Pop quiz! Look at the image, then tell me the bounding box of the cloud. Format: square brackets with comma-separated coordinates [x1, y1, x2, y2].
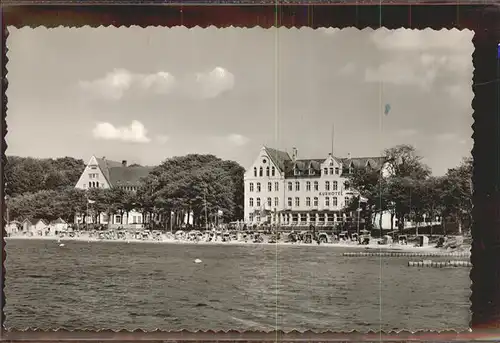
[435, 132, 457, 142]
[365, 60, 437, 88]
[395, 128, 418, 137]
[79, 69, 175, 100]
[192, 67, 235, 99]
[155, 134, 169, 144]
[226, 133, 249, 146]
[370, 28, 474, 52]
[92, 120, 151, 143]
[365, 29, 473, 89]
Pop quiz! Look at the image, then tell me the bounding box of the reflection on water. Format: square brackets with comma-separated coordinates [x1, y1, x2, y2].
[5, 239, 470, 331]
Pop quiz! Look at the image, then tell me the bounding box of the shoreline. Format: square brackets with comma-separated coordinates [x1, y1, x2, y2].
[5, 235, 467, 253]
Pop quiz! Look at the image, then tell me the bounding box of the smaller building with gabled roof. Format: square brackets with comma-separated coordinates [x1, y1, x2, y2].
[74, 155, 153, 228]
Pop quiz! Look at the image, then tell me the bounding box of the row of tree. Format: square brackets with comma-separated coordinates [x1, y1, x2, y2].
[6, 154, 245, 229]
[5, 156, 85, 197]
[346, 144, 472, 234]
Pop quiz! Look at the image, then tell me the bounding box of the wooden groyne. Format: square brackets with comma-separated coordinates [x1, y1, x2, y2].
[342, 251, 470, 258]
[408, 260, 472, 268]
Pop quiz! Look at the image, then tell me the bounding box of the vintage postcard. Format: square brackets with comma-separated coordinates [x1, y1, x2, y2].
[4, 26, 473, 332]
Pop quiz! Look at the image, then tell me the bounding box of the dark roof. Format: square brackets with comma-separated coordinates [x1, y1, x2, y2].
[95, 157, 153, 187]
[108, 166, 154, 187]
[263, 147, 291, 173]
[340, 157, 385, 169]
[27, 218, 48, 225]
[262, 147, 384, 178]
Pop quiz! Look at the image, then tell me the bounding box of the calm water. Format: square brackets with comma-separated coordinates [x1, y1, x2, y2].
[5, 239, 470, 331]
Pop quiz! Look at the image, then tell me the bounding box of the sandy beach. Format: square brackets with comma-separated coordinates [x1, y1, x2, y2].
[5, 233, 469, 254]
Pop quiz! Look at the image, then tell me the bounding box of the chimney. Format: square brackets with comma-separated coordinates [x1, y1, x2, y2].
[347, 152, 351, 160]
[292, 147, 298, 161]
[122, 160, 127, 167]
[102, 156, 106, 161]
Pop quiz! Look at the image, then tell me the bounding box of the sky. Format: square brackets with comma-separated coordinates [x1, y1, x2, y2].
[6, 27, 473, 176]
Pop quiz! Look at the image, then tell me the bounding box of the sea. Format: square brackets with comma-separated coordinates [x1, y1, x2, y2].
[4, 239, 470, 332]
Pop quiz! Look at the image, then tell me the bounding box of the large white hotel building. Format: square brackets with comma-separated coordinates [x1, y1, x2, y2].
[243, 146, 392, 227]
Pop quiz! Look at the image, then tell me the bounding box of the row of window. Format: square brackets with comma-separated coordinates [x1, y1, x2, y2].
[88, 182, 102, 188]
[89, 173, 99, 179]
[249, 196, 346, 208]
[249, 180, 348, 192]
[254, 166, 276, 177]
[249, 212, 346, 222]
[253, 166, 349, 178]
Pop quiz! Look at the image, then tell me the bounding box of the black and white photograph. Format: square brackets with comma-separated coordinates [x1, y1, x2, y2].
[5, 27, 473, 332]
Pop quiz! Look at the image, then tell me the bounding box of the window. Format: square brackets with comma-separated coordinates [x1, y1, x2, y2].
[344, 181, 350, 190]
[313, 197, 319, 206]
[259, 167, 263, 177]
[96, 183, 99, 188]
[325, 181, 330, 191]
[266, 167, 270, 177]
[333, 181, 338, 191]
[309, 169, 315, 175]
[332, 197, 338, 206]
[306, 181, 311, 191]
[115, 215, 122, 224]
[295, 181, 300, 191]
[249, 198, 254, 207]
[274, 182, 279, 191]
[267, 197, 272, 207]
[349, 166, 353, 174]
[88, 181, 92, 188]
[287, 197, 292, 207]
[268, 182, 272, 192]
[254, 167, 257, 177]
[271, 167, 275, 176]
[314, 181, 319, 191]
[329, 167, 334, 174]
[288, 182, 293, 191]
[324, 168, 328, 175]
[256, 198, 261, 207]
[295, 197, 300, 207]
[325, 197, 330, 207]
[250, 183, 254, 192]
[274, 197, 279, 206]
[294, 168, 300, 176]
[335, 167, 340, 175]
[257, 183, 261, 192]
[345, 197, 349, 205]
[249, 213, 254, 222]
[256, 215, 261, 222]
[306, 197, 311, 206]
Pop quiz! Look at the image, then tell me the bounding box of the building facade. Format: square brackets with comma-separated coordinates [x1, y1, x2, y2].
[74, 155, 153, 229]
[243, 146, 391, 228]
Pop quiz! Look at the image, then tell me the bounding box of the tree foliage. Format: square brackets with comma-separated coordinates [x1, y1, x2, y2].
[5, 156, 85, 197]
[346, 145, 471, 234]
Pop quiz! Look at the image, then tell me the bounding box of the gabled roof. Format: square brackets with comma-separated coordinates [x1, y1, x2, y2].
[108, 166, 154, 187]
[94, 157, 153, 187]
[28, 218, 48, 225]
[341, 157, 385, 169]
[50, 218, 67, 224]
[263, 147, 291, 173]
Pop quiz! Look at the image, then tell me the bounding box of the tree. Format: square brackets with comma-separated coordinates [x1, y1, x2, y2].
[441, 157, 472, 234]
[383, 144, 431, 180]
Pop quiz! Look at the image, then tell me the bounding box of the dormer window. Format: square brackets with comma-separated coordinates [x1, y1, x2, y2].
[309, 169, 315, 175]
[329, 161, 334, 166]
[294, 168, 300, 176]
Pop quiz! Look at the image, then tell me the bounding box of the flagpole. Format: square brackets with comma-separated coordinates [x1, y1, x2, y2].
[86, 195, 89, 232]
[204, 192, 208, 231]
[331, 123, 335, 155]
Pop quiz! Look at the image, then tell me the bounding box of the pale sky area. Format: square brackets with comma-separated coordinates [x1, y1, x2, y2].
[6, 27, 473, 175]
